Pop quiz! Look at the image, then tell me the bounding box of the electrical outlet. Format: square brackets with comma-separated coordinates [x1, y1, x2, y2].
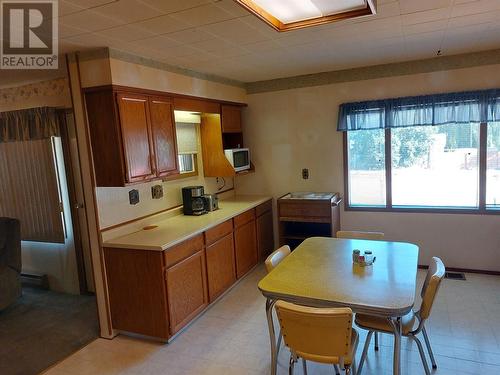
[129, 189, 139, 205]
[151, 185, 163, 199]
[302, 168, 309, 179]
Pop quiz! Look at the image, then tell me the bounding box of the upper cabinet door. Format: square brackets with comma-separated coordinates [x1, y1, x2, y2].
[221, 105, 242, 133]
[116, 93, 156, 183]
[149, 97, 179, 177]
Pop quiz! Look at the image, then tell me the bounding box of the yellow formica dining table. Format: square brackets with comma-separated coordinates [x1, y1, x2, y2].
[258, 237, 419, 375]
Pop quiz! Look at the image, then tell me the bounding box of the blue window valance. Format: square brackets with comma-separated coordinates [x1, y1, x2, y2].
[337, 88, 500, 131]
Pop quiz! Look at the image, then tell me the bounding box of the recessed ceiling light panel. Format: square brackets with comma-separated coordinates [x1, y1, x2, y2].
[236, 0, 377, 31]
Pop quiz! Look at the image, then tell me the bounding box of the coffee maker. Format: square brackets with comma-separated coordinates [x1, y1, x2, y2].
[182, 186, 207, 215]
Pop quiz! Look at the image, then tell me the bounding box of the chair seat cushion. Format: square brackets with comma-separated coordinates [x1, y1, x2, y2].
[298, 328, 359, 365]
[355, 311, 416, 335]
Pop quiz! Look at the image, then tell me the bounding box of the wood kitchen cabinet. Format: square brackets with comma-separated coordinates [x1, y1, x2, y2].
[116, 93, 156, 183]
[103, 247, 170, 341]
[221, 104, 242, 133]
[234, 210, 258, 278]
[205, 221, 236, 302]
[84, 86, 179, 186]
[103, 201, 272, 342]
[166, 250, 208, 334]
[149, 97, 179, 178]
[256, 201, 275, 261]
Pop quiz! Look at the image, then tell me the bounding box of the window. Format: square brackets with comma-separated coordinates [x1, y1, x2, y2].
[486, 122, 500, 208]
[391, 124, 480, 208]
[178, 153, 196, 174]
[340, 88, 500, 214]
[347, 129, 386, 206]
[174, 111, 200, 178]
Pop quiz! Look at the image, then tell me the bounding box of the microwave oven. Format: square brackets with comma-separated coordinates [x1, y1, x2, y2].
[224, 148, 250, 172]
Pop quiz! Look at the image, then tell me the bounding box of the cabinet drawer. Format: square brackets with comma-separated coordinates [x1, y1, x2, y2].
[234, 209, 255, 228]
[164, 234, 204, 268]
[256, 200, 272, 217]
[205, 220, 233, 246]
[279, 202, 331, 219]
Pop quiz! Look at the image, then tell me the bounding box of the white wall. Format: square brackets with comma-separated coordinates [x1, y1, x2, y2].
[236, 63, 500, 272]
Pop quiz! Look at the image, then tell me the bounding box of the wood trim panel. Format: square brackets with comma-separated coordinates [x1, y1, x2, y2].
[164, 233, 204, 268]
[173, 97, 220, 114]
[205, 220, 233, 246]
[83, 84, 247, 108]
[234, 208, 256, 228]
[103, 247, 169, 340]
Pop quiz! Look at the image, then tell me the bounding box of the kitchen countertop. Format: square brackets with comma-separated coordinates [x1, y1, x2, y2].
[102, 195, 272, 251]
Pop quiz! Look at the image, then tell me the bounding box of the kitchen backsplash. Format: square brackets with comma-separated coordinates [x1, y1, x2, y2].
[96, 175, 233, 229]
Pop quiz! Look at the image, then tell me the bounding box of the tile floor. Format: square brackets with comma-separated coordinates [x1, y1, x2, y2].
[43, 265, 500, 375]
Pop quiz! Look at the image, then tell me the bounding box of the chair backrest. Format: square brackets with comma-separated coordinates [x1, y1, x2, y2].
[336, 230, 385, 240]
[275, 301, 354, 363]
[265, 245, 291, 273]
[419, 257, 445, 319]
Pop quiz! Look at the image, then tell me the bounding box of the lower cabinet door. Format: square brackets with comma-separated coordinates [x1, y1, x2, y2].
[257, 210, 274, 261]
[234, 220, 258, 278]
[165, 250, 208, 335]
[206, 233, 236, 302]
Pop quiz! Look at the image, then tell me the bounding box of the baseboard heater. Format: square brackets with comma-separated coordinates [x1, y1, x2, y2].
[20, 272, 49, 289]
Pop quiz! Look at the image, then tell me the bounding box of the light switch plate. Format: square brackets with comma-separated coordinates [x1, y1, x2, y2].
[151, 185, 164, 199]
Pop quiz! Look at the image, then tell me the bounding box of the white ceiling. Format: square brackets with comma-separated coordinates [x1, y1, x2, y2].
[4, 0, 500, 84]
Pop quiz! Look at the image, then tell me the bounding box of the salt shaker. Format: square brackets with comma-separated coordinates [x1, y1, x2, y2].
[352, 249, 360, 263]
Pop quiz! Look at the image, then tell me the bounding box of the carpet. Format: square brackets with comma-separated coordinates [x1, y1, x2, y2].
[0, 286, 99, 375]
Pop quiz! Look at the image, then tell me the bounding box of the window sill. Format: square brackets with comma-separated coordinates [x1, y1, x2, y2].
[345, 205, 500, 215]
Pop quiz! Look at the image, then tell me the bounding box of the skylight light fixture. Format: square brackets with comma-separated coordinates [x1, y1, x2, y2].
[235, 0, 377, 32]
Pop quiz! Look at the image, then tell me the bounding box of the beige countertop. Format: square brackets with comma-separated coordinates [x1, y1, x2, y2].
[102, 195, 272, 251]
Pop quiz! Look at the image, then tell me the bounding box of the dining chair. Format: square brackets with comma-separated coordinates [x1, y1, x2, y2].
[264, 245, 291, 357]
[275, 301, 358, 375]
[355, 257, 445, 375]
[265, 245, 291, 273]
[336, 230, 385, 351]
[336, 230, 385, 240]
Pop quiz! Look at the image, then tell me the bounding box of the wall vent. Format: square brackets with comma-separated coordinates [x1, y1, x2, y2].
[444, 271, 466, 280]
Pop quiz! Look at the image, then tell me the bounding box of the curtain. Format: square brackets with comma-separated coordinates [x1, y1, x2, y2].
[0, 107, 60, 142]
[0, 138, 65, 243]
[338, 88, 500, 131]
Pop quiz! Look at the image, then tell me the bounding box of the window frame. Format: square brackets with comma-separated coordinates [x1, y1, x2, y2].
[343, 122, 500, 215]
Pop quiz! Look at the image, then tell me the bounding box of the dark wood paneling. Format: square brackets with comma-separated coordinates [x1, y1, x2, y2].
[206, 233, 236, 301]
[149, 96, 179, 178]
[234, 209, 255, 228]
[164, 234, 204, 268]
[234, 219, 257, 278]
[257, 209, 274, 261]
[173, 97, 221, 114]
[104, 247, 169, 340]
[116, 93, 156, 183]
[221, 105, 242, 133]
[205, 220, 233, 246]
[84, 90, 125, 186]
[166, 250, 208, 334]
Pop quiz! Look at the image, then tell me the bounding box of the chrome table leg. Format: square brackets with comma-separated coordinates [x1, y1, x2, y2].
[422, 325, 437, 369]
[388, 317, 402, 375]
[266, 298, 278, 375]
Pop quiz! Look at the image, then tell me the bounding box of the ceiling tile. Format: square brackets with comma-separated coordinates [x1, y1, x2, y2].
[200, 18, 270, 45]
[135, 14, 191, 35]
[401, 8, 450, 25]
[60, 9, 125, 32]
[170, 4, 235, 27]
[138, 0, 211, 14]
[130, 35, 181, 51]
[167, 28, 213, 44]
[92, 0, 160, 23]
[399, 0, 453, 15]
[59, 1, 85, 16]
[95, 24, 157, 42]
